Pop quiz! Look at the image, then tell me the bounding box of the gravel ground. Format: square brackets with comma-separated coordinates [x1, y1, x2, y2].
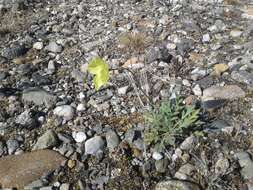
[1, 0, 253, 189]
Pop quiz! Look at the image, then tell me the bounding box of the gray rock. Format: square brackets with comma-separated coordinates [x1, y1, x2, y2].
[201, 99, 226, 110]
[215, 157, 229, 175]
[17, 64, 33, 75]
[60, 183, 70, 190]
[15, 110, 36, 129]
[1, 44, 27, 59]
[175, 163, 196, 180]
[45, 42, 63, 53]
[203, 85, 245, 100]
[155, 159, 169, 173]
[53, 105, 75, 121]
[155, 180, 200, 190]
[180, 135, 197, 151]
[235, 152, 253, 180]
[106, 130, 120, 151]
[85, 136, 105, 155]
[22, 88, 56, 108]
[33, 130, 58, 150]
[6, 139, 19, 155]
[24, 180, 44, 190]
[231, 71, 253, 89]
[40, 186, 53, 190]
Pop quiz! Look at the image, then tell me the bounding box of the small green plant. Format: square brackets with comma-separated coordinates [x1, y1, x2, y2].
[144, 97, 201, 151]
[87, 57, 110, 91]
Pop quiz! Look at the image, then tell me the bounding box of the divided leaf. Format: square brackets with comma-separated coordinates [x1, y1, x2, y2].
[87, 57, 109, 91]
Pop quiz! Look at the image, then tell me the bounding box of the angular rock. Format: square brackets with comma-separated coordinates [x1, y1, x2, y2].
[0, 150, 66, 189]
[155, 180, 200, 190]
[203, 85, 245, 100]
[85, 136, 105, 155]
[106, 130, 120, 151]
[53, 105, 75, 121]
[22, 88, 56, 108]
[45, 42, 63, 53]
[33, 130, 58, 150]
[15, 110, 36, 129]
[1, 44, 27, 59]
[235, 152, 253, 180]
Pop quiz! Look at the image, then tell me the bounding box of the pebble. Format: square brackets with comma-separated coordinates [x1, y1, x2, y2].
[180, 135, 197, 151]
[53, 105, 75, 121]
[33, 42, 44, 50]
[45, 41, 63, 53]
[77, 103, 86, 111]
[230, 30, 243, 38]
[60, 183, 70, 190]
[202, 33, 210, 43]
[72, 131, 87, 143]
[152, 152, 163, 160]
[15, 110, 36, 129]
[106, 130, 120, 151]
[1, 44, 27, 59]
[118, 86, 129, 95]
[192, 84, 202, 96]
[33, 130, 58, 150]
[6, 139, 19, 155]
[85, 136, 105, 155]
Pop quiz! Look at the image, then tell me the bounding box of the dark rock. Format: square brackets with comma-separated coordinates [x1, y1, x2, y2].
[32, 73, 51, 86]
[201, 99, 227, 110]
[1, 44, 27, 60]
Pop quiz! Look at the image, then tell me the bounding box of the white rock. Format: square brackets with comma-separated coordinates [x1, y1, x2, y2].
[77, 103, 85, 111]
[192, 84, 202, 96]
[230, 30, 243, 38]
[118, 86, 129, 95]
[202, 33, 210, 43]
[53, 105, 74, 121]
[72, 131, 87, 143]
[33, 42, 43, 50]
[182, 79, 191, 87]
[85, 136, 105, 155]
[152, 152, 163, 160]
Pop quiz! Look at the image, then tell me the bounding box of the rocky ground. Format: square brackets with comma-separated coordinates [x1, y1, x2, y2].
[0, 0, 253, 189]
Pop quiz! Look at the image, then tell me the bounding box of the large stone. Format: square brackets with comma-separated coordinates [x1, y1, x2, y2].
[203, 85, 245, 100]
[22, 88, 56, 108]
[155, 180, 200, 190]
[33, 130, 58, 150]
[231, 71, 253, 89]
[0, 150, 66, 189]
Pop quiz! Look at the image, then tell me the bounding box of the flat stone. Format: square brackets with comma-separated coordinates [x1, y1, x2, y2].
[1, 45, 27, 60]
[0, 150, 66, 189]
[203, 85, 245, 100]
[22, 88, 56, 108]
[155, 180, 200, 190]
[33, 130, 58, 150]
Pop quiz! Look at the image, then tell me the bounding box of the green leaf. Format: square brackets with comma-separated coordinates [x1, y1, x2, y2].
[87, 57, 110, 91]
